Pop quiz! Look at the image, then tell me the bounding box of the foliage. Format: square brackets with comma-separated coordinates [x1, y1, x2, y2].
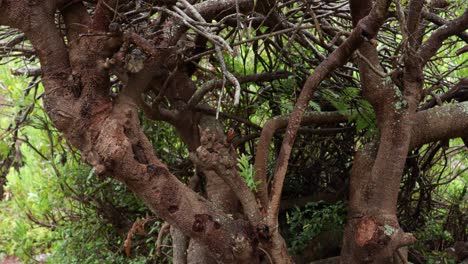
[321, 87, 377, 135]
[0, 65, 170, 263]
[237, 154, 261, 191]
[286, 201, 346, 254]
[399, 139, 467, 263]
[0, 0, 467, 262]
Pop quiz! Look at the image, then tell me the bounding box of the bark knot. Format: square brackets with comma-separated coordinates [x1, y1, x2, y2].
[192, 214, 215, 233]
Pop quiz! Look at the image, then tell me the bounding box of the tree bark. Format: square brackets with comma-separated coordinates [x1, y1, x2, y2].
[1, 1, 467, 263]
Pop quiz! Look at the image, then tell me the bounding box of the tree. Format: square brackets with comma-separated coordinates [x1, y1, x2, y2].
[0, 0, 467, 263]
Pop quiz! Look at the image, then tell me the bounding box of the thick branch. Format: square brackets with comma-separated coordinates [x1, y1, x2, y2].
[406, 0, 425, 49]
[11, 67, 42, 77]
[190, 151, 262, 227]
[267, 0, 391, 226]
[362, 0, 425, 215]
[411, 102, 468, 149]
[350, 0, 391, 120]
[105, 101, 255, 264]
[0, 2, 259, 263]
[61, 0, 91, 43]
[421, 10, 468, 43]
[91, 0, 118, 31]
[419, 8, 468, 65]
[419, 78, 468, 110]
[194, 0, 253, 22]
[253, 111, 347, 210]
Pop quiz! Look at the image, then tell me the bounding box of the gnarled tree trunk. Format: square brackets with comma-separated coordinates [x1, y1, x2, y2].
[1, 1, 467, 263]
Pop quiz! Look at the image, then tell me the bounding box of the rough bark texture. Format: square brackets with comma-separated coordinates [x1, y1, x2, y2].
[339, 0, 468, 263]
[0, 0, 467, 263]
[0, 1, 260, 263]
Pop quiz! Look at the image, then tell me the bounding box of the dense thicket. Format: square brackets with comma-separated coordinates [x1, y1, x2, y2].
[0, 0, 467, 263]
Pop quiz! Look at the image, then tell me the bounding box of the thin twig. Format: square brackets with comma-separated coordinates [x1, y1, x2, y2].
[355, 50, 393, 78]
